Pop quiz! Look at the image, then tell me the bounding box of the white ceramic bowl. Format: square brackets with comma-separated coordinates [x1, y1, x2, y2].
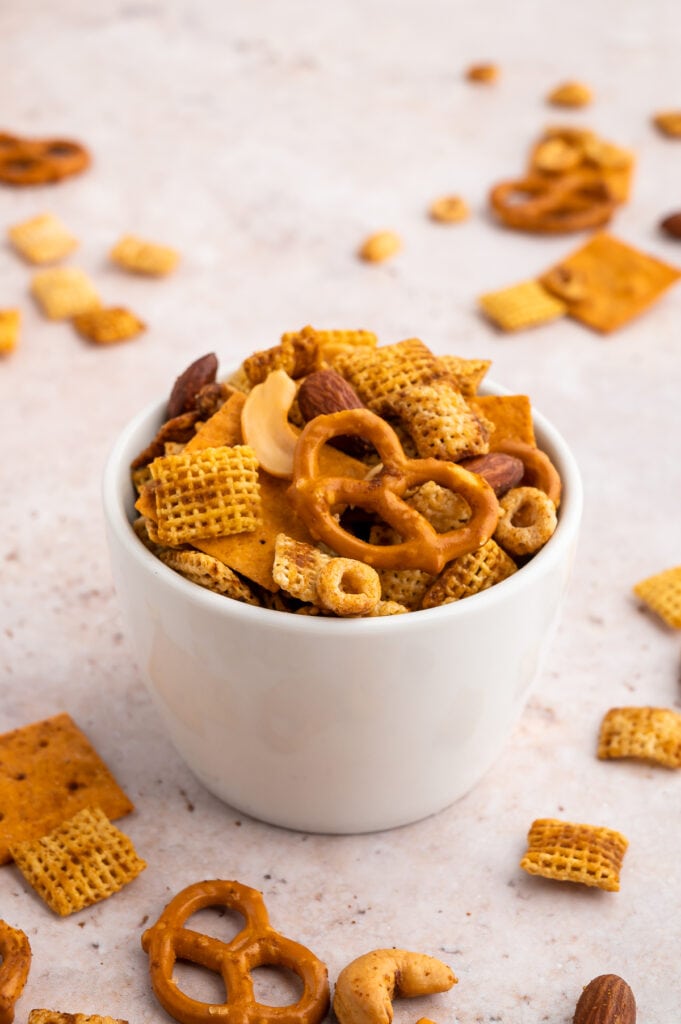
[102, 384, 582, 834]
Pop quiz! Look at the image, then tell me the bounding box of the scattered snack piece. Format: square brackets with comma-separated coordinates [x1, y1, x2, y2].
[110, 233, 179, 276]
[30, 267, 100, 320]
[428, 195, 470, 224]
[0, 131, 90, 186]
[478, 279, 567, 331]
[494, 485, 557, 556]
[633, 565, 681, 628]
[540, 232, 681, 333]
[652, 110, 681, 138]
[158, 548, 261, 605]
[572, 974, 636, 1024]
[148, 445, 262, 546]
[531, 126, 635, 203]
[0, 310, 20, 355]
[142, 879, 330, 1024]
[334, 949, 456, 1024]
[0, 921, 31, 1024]
[520, 817, 628, 891]
[10, 807, 145, 916]
[29, 1011, 128, 1024]
[598, 706, 681, 769]
[72, 306, 146, 345]
[8, 212, 78, 264]
[660, 211, 681, 238]
[547, 81, 593, 107]
[358, 230, 402, 263]
[0, 713, 133, 865]
[465, 62, 498, 84]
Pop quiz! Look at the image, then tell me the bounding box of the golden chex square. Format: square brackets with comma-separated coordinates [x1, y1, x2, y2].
[31, 267, 101, 319]
[633, 565, 681, 628]
[110, 233, 179, 276]
[0, 309, 20, 355]
[598, 706, 681, 769]
[8, 212, 79, 264]
[478, 279, 567, 331]
[520, 817, 628, 891]
[72, 306, 146, 345]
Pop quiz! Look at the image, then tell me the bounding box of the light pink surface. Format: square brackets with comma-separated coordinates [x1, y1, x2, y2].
[1, 2, 680, 1021]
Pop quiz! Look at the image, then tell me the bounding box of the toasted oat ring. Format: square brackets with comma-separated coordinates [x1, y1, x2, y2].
[0, 920, 31, 1024]
[290, 409, 499, 575]
[317, 557, 382, 616]
[141, 879, 329, 1024]
[489, 172, 616, 233]
[494, 439, 562, 507]
[0, 131, 90, 185]
[494, 486, 557, 556]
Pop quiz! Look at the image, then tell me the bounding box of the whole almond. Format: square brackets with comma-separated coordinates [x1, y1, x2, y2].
[660, 211, 681, 239]
[459, 452, 524, 497]
[298, 369, 369, 457]
[573, 974, 636, 1024]
[167, 352, 218, 418]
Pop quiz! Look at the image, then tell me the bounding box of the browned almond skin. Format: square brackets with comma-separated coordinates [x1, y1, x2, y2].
[167, 352, 218, 418]
[573, 974, 636, 1024]
[660, 211, 681, 238]
[298, 370, 370, 457]
[459, 452, 524, 496]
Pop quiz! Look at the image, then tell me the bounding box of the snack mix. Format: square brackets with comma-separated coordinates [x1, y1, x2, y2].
[130, 327, 563, 617]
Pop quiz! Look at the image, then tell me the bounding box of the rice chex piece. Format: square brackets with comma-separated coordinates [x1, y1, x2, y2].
[8, 212, 79, 264]
[272, 533, 331, 604]
[436, 355, 491, 397]
[243, 327, 318, 385]
[31, 267, 101, 320]
[396, 378, 490, 460]
[0, 713, 133, 866]
[72, 306, 146, 345]
[0, 310, 20, 355]
[110, 234, 179, 276]
[10, 806, 146, 916]
[334, 338, 446, 415]
[149, 445, 261, 546]
[479, 279, 567, 331]
[633, 565, 681, 628]
[421, 540, 517, 608]
[598, 707, 681, 768]
[406, 481, 471, 532]
[377, 568, 433, 610]
[520, 817, 628, 891]
[29, 1011, 128, 1024]
[158, 548, 261, 605]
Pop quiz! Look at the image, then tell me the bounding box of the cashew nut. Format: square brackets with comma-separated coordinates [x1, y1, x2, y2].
[333, 949, 457, 1024]
[240, 368, 300, 478]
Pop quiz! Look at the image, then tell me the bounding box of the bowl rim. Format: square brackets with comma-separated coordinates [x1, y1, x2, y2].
[102, 379, 583, 635]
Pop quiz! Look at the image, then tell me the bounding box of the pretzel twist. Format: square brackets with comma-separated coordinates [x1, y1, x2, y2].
[0, 921, 31, 1024]
[0, 132, 89, 185]
[489, 171, 616, 233]
[290, 409, 499, 575]
[494, 439, 562, 507]
[141, 880, 329, 1024]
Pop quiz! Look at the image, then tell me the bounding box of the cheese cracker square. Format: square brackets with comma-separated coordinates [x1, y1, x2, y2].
[479, 280, 567, 331]
[110, 234, 179, 276]
[31, 267, 100, 320]
[598, 706, 681, 768]
[0, 712, 133, 865]
[633, 565, 681, 628]
[520, 817, 628, 891]
[0, 309, 20, 355]
[10, 806, 146, 916]
[8, 212, 79, 265]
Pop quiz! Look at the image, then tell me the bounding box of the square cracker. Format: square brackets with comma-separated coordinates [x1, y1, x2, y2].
[598, 706, 681, 768]
[10, 806, 146, 916]
[110, 234, 179, 276]
[478, 280, 567, 332]
[633, 565, 681, 629]
[72, 307, 146, 345]
[471, 394, 536, 447]
[540, 232, 681, 333]
[520, 817, 628, 891]
[31, 267, 100, 320]
[0, 713, 133, 865]
[8, 213, 79, 265]
[30, 1012, 128, 1024]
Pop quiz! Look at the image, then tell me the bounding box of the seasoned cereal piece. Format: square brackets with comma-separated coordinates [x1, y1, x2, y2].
[479, 279, 567, 332]
[547, 81, 593, 108]
[29, 1012, 128, 1024]
[10, 806, 146, 916]
[272, 533, 330, 603]
[376, 567, 433, 610]
[72, 306, 146, 345]
[336, 338, 446, 416]
[316, 558, 381, 617]
[406, 480, 471, 532]
[358, 230, 402, 263]
[494, 486, 557, 556]
[110, 234, 179, 276]
[436, 355, 490, 397]
[598, 707, 681, 769]
[421, 539, 516, 608]
[0, 310, 20, 355]
[149, 445, 261, 546]
[428, 195, 470, 224]
[243, 327, 318, 386]
[652, 110, 681, 138]
[396, 379, 490, 461]
[31, 267, 100, 319]
[520, 818, 628, 891]
[632, 565, 681, 628]
[158, 549, 261, 605]
[8, 212, 78, 264]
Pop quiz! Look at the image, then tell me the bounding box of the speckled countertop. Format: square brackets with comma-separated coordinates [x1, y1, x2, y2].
[1, 2, 681, 1021]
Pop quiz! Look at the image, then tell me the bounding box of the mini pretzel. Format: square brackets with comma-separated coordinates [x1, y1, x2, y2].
[0, 921, 31, 1024]
[489, 172, 616, 233]
[0, 132, 90, 186]
[290, 409, 499, 574]
[493, 439, 562, 507]
[141, 879, 330, 1024]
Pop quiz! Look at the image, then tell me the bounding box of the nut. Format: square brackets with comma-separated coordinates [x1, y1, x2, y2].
[241, 368, 300, 478]
[298, 370, 364, 421]
[428, 195, 470, 224]
[333, 949, 457, 1024]
[459, 452, 524, 496]
[465, 62, 499, 84]
[358, 230, 402, 263]
[167, 352, 218, 418]
[660, 211, 681, 238]
[573, 974, 636, 1024]
[547, 80, 593, 108]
